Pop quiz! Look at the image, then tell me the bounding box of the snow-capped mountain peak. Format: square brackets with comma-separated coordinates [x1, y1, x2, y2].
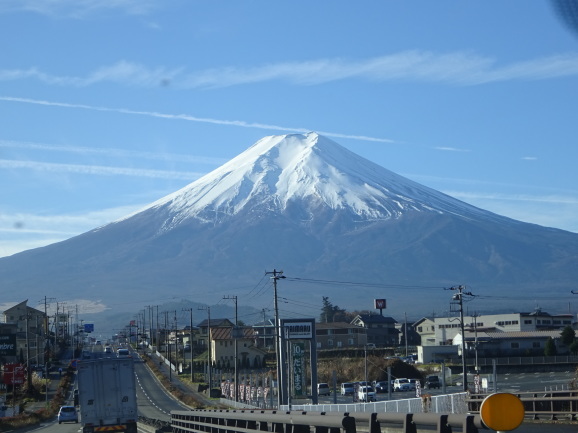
[144, 132, 495, 228]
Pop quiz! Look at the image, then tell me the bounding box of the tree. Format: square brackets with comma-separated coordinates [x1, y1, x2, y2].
[561, 325, 576, 347]
[320, 297, 347, 323]
[545, 337, 557, 356]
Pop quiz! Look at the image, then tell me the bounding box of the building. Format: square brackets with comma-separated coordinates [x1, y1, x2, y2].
[251, 319, 275, 350]
[1, 300, 48, 365]
[315, 322, 367, 349]
[414, 309, 573, 347]
[211, 326, 266, 369]
[456, 329, 566, 358]
[197, 318, 234, 349]
[350, 314, 398, 347]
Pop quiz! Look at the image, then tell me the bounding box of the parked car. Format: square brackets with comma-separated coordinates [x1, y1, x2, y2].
[425, 375, 441, 389]
[317, 383, 330, 396]
[409, 378, 420, 389]
[373, 380, 390, 393]
[58, 405, 78, 424]
[393, 378, 413, 391]
[340, 382, 355, 396]
[104, 346, 113, 354]
[357, 385, 376, 402]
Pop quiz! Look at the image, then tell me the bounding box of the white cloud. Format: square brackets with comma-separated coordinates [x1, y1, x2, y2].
[0, 0, 156, 17]
[434, 146, 471, 152]
[0, 139, 227, 165]
[2, 52, 578, 90]
[0, 96, 395, 143]
[0, 159, 202, 180]
[0, 205, 144, 258]
[443, 190, 578, 233]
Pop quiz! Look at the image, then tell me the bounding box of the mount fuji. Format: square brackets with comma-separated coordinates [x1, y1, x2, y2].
[1, 132, 577, 320]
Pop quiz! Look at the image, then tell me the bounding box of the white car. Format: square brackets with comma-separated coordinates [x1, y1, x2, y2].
[393, 378, 414, 391]
[357, 385, 376, 402]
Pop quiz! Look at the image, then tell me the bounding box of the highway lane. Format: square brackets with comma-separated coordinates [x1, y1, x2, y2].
[132, 353, 190, 422]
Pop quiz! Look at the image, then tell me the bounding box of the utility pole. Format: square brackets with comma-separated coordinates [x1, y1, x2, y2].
[183, 308, 194, 382]
[223, 295, 239, 402]
[266, 269, 286, 407]
[199, 306, 212, 393]
[448, 285, 474, 392]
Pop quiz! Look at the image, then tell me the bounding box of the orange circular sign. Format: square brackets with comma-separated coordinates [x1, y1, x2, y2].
[480, 393, 525, 431]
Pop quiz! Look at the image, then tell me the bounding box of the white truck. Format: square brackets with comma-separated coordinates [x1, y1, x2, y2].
[77, 358, 138, 433]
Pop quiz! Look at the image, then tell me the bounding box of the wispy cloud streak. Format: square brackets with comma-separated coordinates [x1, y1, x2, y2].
[0, 0, 155, 17]
[0, 96, 394, 143]
[2, 52, 578, 89]
[0, 139, 226, 165]
[0, 159, 202, 180]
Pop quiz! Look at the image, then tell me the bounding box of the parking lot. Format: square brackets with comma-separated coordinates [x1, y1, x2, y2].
[315, 370, 576, 404]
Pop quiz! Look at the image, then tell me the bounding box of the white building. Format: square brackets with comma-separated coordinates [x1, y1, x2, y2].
[414, 309, 573, 347]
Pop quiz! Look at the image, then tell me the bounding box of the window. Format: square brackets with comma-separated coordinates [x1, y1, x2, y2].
[418, 327, 423, 332]
[511, 342, 519, 349]
[532, 342, 541, 348]
[337, 341, 343, 348]
[348, 339, 354, 345]
[524, 320, 532, 324]
[327, 339, 334, 346]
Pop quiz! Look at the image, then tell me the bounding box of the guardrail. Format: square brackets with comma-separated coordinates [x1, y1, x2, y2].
[285, 392, 468, 414]
[467, 390, 578, 421]
[171, 409, 487, 433]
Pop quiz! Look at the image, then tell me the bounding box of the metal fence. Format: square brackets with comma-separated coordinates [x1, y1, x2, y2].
[283, 393, 468, 414]
[467, 390, 578, 421]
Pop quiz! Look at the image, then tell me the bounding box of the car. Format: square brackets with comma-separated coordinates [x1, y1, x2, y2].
[357, 385, 376, 402]
[57, 405, 78, 424]
[393, 378, 413, 391]
[340, 382, 355, 396]
[116, 348, 131, 358]
[317, 383, 330, 396]
[373, 380, 390, 393]
[104, 346, 113, 354]
[425, 375, 441, 389]
[408, 378, 420, 389]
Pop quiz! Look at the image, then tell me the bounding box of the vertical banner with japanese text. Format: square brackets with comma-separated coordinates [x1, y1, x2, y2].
[292, 342, 305, 397]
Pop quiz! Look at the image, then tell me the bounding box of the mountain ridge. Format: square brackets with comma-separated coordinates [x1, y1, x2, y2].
[1, 132, 577, 326]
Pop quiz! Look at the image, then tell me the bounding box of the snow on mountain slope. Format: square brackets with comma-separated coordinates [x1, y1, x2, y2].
[125, 132, 511, 229]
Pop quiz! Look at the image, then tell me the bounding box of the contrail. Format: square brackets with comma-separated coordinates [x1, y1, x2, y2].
[0, 95, 395, 144]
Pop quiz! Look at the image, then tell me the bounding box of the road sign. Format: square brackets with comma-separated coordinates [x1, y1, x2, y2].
[480, 392, 525, 431]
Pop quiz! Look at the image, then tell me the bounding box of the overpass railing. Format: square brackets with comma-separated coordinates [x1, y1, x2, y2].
[171, 409, 486, 433]
[467, 389, 578, 421]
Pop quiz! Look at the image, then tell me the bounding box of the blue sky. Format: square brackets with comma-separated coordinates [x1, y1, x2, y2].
[1, 0, 578, 260]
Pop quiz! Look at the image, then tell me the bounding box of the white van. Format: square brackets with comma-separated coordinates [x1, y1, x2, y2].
[340, 382, 355, 395]
[116, 348, 130, 358]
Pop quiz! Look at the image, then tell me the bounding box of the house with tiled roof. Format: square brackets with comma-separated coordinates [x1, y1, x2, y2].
[350, 313, 398, 347]
[210, 326, 266, 369]
[315, 321, 367, 349]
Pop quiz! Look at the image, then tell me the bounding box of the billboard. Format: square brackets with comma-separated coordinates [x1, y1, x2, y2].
[0, 335, 16, 356]
[284, 321, 313, 339]
[84, 323, 94, 333]
[3, 364, 25, 385]
[374, 299, 386, 309]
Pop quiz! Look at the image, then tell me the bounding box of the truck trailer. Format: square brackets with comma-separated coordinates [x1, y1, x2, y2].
[77, 357, 138, 433]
